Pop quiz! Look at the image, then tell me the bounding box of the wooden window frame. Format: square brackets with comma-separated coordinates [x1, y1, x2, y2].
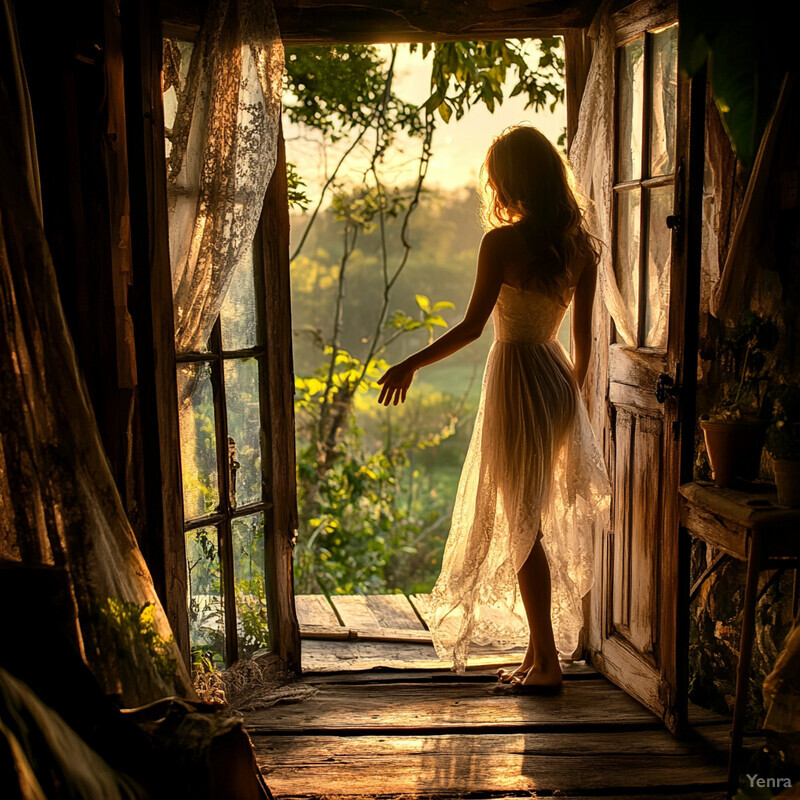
[611, 16, 679, 350]
[172, 127, 301, 669]
[124, 0, 299, 673]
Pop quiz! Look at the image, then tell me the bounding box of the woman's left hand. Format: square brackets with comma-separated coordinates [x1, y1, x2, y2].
[377, 361, 417, 406]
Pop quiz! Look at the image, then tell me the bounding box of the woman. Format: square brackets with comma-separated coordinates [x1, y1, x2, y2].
[378, 125, 611, 691]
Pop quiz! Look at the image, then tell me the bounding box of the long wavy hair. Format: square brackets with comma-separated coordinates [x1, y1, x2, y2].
[480, 125, 600, 297]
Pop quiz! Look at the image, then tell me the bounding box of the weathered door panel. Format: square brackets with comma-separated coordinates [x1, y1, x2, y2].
[589, 0, 691, 733]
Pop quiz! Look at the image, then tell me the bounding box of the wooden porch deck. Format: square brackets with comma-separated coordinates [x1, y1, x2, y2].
[295, 592, 530, 673]
[244, 594, 735, 799]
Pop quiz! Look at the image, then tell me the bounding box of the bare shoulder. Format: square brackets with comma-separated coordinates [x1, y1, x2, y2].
[480, 226, 526, 266]
[480, 226, 516, 253]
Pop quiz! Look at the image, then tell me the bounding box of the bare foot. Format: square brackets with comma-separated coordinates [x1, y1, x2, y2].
[514, 658, 562, 688]
[496, 649, 535, 683]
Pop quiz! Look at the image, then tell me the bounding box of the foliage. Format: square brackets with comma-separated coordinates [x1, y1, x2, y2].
[292, 294, 462, 595]
[286, 161, 310, 211]
[284, 39, 564, 135]
[284, 45, 423, 140]
[702, 312, 779, 422]
[414, 38, 564, 123]
[184, 501, 269, 664]
[766, 383, 800, 460]
[100, 598, 178, 683]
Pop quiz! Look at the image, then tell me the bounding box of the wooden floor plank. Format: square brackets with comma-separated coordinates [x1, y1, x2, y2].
[252, 662, 732, 799]
[300, 638, 526, 673]
[364, 594, 425, 630]
[244, 679, 662, 734]
[300, 661, 599, 684]
[300, 624, 432, 643]
[273, 795, 725, 800]
[255, 732, 726, 796]
[407, 593, 432, 628]
[254, 728, 732, 760]
[329, 596, 383, 629]
[295, 595, 341, 627]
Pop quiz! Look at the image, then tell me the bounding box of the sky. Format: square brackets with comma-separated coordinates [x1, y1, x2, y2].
[283, 41, 566, 199]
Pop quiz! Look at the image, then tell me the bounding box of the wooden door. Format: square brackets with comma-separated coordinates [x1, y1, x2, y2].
[589, 2, 691, 733]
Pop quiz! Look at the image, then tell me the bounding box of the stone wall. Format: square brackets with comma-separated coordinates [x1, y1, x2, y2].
[688, 82, 800, 732]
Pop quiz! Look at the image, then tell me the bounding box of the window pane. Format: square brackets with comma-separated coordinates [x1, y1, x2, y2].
[233, 513, 268, 658]
[644, 185, 673, 347]
[649, 24, 678, 177]
[186, 526, 225, 665]
[614, 190, 641, 340]
[223, 358, 262, 508]
[617, 38, 644, 182]
[220, 245, 258, 351]
[177, 362, 219, 519]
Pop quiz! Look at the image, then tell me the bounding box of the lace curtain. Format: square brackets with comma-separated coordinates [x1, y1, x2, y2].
[569, 0, 638, 346]
[164, 0, 284, 358]
[0, 0, 193, 705]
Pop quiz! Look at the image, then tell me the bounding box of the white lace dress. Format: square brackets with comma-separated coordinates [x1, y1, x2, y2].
[427, 281, 612, 671]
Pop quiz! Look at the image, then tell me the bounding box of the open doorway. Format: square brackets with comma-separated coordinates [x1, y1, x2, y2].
[283, 39, 573, 673]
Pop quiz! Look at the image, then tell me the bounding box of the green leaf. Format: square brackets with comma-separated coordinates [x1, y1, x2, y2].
[415, 294, 431, 312]
[422, 91, 443, 114]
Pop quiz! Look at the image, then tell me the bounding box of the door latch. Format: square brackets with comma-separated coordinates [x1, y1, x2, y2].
[655, 372, 681, 404]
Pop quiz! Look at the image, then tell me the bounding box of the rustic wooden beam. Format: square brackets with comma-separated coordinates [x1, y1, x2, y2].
[257, 125, 303, 674]
[564, 27, 592, 148]
[121, 0, 190, 666]
[161, 0, 598, 44]
[612, 0, 676, 46]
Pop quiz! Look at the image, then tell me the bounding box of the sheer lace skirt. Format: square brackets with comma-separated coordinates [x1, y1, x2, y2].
[427, 338, 612, 671]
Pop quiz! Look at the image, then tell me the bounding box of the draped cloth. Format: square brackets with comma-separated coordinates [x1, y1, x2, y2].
[569, 0, 638, 346]
[764, 616, 800, 736]
[709, 74, 794, 321]
[0, 0, 193, 705]
[164, 0, 284, 357]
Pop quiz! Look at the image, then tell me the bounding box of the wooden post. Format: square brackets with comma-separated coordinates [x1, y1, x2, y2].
[121, 0, 190, 666]
[674, 60, 708, 737]
[564, 28, 593, 149]
[257, 126, 302, 673]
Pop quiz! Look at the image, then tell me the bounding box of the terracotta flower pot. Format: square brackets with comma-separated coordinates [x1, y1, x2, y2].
[700, 418, 767, 488]
[772, 458, 800, 508]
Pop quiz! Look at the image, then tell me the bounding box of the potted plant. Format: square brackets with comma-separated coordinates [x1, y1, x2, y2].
[765, 383, 800, 507]
[699, 313, 778, 488]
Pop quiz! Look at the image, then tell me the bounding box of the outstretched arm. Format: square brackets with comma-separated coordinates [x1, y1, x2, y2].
[571, 255, 597, 391]
[377, 230, 505, 406]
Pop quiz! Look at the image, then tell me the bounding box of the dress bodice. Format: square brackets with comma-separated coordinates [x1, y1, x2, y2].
[492, 282, 574, 344]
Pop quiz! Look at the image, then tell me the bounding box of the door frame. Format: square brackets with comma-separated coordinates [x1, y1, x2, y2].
[144, 0, 705, 688]
[579, 0, 705, 734]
